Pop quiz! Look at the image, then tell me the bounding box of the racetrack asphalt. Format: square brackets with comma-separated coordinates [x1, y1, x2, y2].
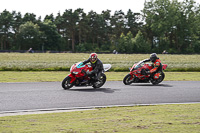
[0, 81, 200, 116]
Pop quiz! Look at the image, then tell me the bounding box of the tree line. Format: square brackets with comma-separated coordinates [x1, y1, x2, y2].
[0, 0, 200, 54]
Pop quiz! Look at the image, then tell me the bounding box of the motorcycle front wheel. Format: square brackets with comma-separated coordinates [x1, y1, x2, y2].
[123, 74, 135, 85]
[62, 76, 74, 90]
[151, 72, 165, 85]
[92, 73, 106, 88]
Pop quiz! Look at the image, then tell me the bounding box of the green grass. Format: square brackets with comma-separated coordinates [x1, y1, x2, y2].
[0, 104, 200, 133]
[0, 53, 200, 71]
[1, 71, 200, 82]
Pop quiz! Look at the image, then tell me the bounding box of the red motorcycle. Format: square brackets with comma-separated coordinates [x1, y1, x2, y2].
[62, 62, 111, 89]
[123, 60, 167, 85]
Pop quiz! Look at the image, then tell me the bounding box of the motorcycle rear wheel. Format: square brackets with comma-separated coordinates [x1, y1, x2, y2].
[123, 74, 135, 85]
[151, 72, 165, 85]
[62, 76, 74, 90]
[92, 73, 106, 88]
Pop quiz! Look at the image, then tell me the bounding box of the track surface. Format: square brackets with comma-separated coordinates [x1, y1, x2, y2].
[0, 81, 200, 113]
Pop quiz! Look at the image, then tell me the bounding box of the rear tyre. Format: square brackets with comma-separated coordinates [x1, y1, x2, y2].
[62, 76, 74, 90]
[92, 73, 106, 88]
[123, 74, 135, 85]
[151, 72, 165, 85]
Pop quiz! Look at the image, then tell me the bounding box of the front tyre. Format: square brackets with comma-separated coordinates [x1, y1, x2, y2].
[151, 72, 165, 85]
[92, 73, 106, 88]
[123, 74, 135, 85]
[62, 76, 74, 90]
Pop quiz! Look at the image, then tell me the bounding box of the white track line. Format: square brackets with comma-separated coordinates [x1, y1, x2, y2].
[1, 102, 200, 117]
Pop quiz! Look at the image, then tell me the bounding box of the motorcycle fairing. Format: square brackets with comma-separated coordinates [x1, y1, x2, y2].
[68, 73, 76, 83]
[154, 72, 160, 79]
[129, 61, 167, 81]
[162, 64, 167, 70]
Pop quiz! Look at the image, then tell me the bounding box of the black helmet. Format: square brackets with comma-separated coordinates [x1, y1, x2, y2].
[150, 53, 158, 62]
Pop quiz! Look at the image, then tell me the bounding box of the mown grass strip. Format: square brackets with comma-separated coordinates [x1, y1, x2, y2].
[1, 67, 200, 72]
[0, 53, 200, 72]
[1, 71, 200, 82]
[0, 104, 200, 133]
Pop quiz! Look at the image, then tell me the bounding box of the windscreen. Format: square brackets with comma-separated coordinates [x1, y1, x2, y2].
[76, 62, 85, 68]
[134, 61, 144, 69]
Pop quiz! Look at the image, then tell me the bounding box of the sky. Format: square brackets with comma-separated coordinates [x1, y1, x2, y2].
[0, 0, 147, 19]
[1, 0, 200, 20]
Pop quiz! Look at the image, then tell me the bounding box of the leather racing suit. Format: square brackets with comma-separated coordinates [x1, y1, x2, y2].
[143, 58, 163, 79]
[82, 58, 104, 80]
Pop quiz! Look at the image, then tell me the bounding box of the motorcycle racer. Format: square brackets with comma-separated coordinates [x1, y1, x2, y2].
[143, 53, 163, 79]
[82, 53, 104, 81]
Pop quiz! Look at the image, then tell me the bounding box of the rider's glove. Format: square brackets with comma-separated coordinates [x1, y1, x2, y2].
[145, 71, 151, 75]
[86, 71, 92, 75]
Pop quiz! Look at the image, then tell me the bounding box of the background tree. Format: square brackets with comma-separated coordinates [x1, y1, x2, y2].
[99, 10, 112, 51]
[142, 0, 200, 53]
[179, 0, 200, 53]
[55, 12, 67, 50]
[125, 9, 143, 37]
[23, 13, 38, 23]
[0, 10, 14, 50]
[17, 21, 41, 50]
[62, 9, 81, 52]
[110, 10, 126, 51]
[0, 0, 200, 53]
[77, 9, 89, 45]
[111, 10, 125, 38]
[87, 10, 99, 47]
[39, 20, 61, 51]
[133, 30, 151, 53]
[44, 14, 55, 22]
[12, 11, 23, 50]
[117, 32, 134, 53]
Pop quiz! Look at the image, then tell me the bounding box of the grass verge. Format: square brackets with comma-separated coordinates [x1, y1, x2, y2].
[0, 104, 200, 132]
[1, 53, 200, 72]
[1, 71, 200, 82]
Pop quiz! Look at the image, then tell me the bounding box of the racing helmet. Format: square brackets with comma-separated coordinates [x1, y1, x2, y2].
[90, 53, 98, 63]
[150, 53, 158, 62]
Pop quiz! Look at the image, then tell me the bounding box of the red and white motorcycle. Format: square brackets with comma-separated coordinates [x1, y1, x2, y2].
[62, 62, 111, 89]
[123, 60, 167, 85]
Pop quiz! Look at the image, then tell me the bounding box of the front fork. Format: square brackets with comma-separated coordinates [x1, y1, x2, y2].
[68, 74, 76, 83]
[129, 72, 136, 81]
